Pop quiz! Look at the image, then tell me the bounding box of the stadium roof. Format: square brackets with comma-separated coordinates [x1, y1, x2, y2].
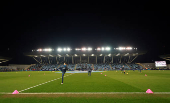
[160, 54, 170, 61]
[24, 51, 146, 57]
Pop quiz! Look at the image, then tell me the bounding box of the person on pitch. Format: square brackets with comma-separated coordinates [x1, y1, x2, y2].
[59, 62, 68, 84]
[88, 66, 92, 76]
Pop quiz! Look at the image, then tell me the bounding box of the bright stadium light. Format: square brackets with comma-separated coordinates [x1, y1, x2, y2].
[57, 48, 62, 52]
[100, 54, 103, 56]
[41, 55, 44, 56]
[75, 54, 77, 56]
[67, 48, 71, 51]
[37, 49, 42, 51]
[91, 54, 94, 56]
[43, 48, 52, 51]
[0, 62, 2, 63]
[75, 48, 81, 50]
[83, 54, 86, 56]
[63, 48, 67, 51]
[126, 47, 132, 50]
[118, 47, 125, 50]
[97, 48, 101, 50]
[35, 56, 38, 57]
[102, 47, 105, 51]
[105, 47, 111, 51]
[88, 48, 92, 51]
[82, 48, 86, 51]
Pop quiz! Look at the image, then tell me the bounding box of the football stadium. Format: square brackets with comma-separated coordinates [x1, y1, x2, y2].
[1, 2, 170, 103]
[0, 46, 170, 103]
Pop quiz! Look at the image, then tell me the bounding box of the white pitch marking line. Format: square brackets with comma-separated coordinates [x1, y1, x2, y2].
[18, 73, 74, 92]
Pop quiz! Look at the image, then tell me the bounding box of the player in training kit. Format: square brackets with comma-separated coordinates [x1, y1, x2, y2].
[59, 63, 67, 84]
[88, 66, 92, 76]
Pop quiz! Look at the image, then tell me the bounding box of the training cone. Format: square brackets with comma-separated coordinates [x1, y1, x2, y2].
[101, 73, 102, 74]
[146, 89, 153, 94]
[12, 90, 19, 94]
[28, 75, 30, 77]
[145, 74, 147, 76]
[105, 75, 106, 76]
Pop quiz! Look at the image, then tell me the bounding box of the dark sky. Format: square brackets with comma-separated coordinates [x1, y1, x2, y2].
[1, 2, 170, 63]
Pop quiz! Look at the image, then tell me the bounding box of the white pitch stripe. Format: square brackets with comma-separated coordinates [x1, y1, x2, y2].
[18, 74, 74, 92]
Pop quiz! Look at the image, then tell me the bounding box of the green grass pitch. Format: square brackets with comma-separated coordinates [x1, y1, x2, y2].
[0, 70, 170, 102]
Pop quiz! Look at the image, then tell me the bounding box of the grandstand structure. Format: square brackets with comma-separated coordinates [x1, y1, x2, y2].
[23, 47, 146, 71]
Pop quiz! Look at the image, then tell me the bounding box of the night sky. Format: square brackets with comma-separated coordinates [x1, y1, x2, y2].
[1, 2, 170, 64]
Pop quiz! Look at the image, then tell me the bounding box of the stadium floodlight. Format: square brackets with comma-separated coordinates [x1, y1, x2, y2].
[100, 54, 103, 56]
[101, 47, 105, 51]
[67, 48, 71, 51]
[83, 54, 86, 56]
[82, 48, 86, 51]
[105, 47, 111, 51]
[118, 47, 125, 50]
[91, 54, 94, 56]
[63, 48, 67, 51]
[43, 48, 52, 51]
[75, 48, 81, 50]
[97, 48, 101, 50]
[57, 48, 62, 52]
[37, 49, 42, 51]
[35, 56, 38, 57]
[88, 47, 92, 51]
[40, 55, 44, 56]
[75, 54, 77, 56]
[0, 62, 2, 63]
[126, 47, 132, 50]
